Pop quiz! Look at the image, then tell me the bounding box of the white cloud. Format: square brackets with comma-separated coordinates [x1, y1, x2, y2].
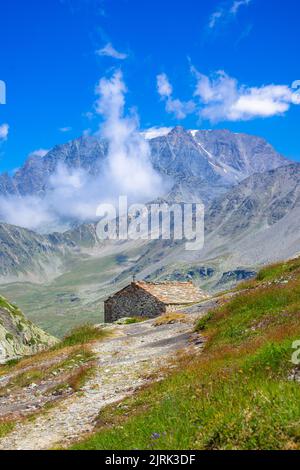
[193, 69, 300, 122]
[156, 66, 300, 123]
[0, 164, 103, 230]
[209, 10, 224, 29]
[96, 43, 128, 60]
[0, 195, 53, 230]
[157, 73, 173, 97]
[0, 123, 9, 141]
[96, 70, 166, 201]
[0, 72, 168, 232]
[156, 73, 195, 120]
[83, 111, 95, 121]
[165, 98, 195, 120]
[140, 127, 172, 140]
[230, 0, 251, 15]
[209, 0, 252, 29]
[59, 126, 72, 133]
[29, 148, 50, 158]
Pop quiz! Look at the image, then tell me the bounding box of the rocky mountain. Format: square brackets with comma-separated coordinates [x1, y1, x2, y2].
[0, 137, 107, 198]
[150, 127, 289, 199]
[1, 161, 300, 287]
[206, 162, 300, 236]
[0, 127, 297, 330]
[190, 129, 288, 185]
[0, 295, 57, 363]
[200, 162, 300, 268]
[0, 127, 289, 206]
[106, 162, 300, 289]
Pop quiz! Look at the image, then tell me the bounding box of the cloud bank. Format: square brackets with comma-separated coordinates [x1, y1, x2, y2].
[193, 69, 300, 122]
[155, 67, 300, 123]
[140, 127, 172, 140]
[0, 72, 166, 232]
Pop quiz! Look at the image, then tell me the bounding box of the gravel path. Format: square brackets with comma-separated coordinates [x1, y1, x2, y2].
[0, 314, 204, 450]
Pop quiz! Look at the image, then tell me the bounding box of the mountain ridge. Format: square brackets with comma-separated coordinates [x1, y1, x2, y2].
[0, 127, 290, 205]
[0, 128, 298, 333]
[1, 162, 299, 285]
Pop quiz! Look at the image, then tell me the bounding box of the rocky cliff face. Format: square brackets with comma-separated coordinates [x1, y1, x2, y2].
[149, 127, 289, 199]
[205, 162, 300, 237]
[0, 295, 57, 363]
[0, 127, 289, 206]
[190, 129, 288, 184]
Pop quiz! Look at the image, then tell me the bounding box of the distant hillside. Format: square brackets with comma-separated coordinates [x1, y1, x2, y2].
[0, 223, 73, 283]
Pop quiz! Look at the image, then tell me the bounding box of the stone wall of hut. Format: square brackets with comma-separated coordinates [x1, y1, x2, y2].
[104, 285, 166, 323]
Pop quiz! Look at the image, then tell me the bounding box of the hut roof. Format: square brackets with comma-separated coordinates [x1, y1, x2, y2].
[132, 281, 208, 305]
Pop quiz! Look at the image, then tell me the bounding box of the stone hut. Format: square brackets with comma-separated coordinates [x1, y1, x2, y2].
[104, 281, 209, 323]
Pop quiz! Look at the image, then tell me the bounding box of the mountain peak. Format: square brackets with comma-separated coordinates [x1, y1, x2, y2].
[169, 126, 188, 136]
[0, 127, 292, 231]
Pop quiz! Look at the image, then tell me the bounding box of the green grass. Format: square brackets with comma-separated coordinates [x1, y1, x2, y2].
[235, 257, 300, 290]
[123, 318, 141, 324]
[56, 324, 109, 349]
[0, 322, 112, 440]
[114, 317, 147, 325]
[197, 281, 300, 349]
[194, 312, 213, 331]
[0, 421, 15, 438]
[71, 256, 300, 451]
[256, 258, 300, 282]
[0, 325, 107, 378]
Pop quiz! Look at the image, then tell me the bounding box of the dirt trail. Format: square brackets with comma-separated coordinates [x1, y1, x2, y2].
[0, 312, 206, 450]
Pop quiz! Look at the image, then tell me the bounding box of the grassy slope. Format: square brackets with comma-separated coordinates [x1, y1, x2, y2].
[72, 258, 300, 450]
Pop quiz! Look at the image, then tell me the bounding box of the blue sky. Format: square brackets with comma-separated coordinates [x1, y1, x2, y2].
[0, 0, 300, 173]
